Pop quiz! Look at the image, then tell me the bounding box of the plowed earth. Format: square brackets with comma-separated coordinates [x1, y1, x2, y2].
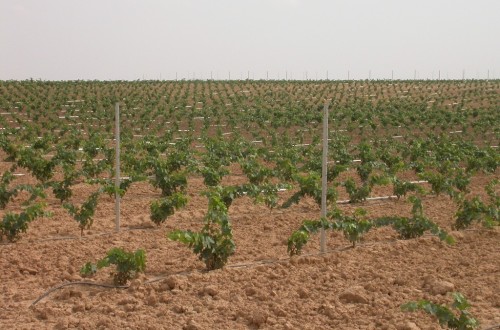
[1, 169, 499, 330]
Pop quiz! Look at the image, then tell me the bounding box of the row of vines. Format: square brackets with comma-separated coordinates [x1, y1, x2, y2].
[0, 80, 498, 275]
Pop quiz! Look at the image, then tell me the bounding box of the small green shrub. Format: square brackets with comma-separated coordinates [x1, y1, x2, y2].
[392, 177, 425, 199]
[150, 192, 188, 225]
[332, 208, 372, 247]
[420, 171, 454, 198]
[150, 159, 187, 197]
[0, 169, 18, 209]
[455, 197, 486, 230]
[287, 208, 374, 255]
[168, 194, 235, 270]
[63, 190, 101, 235]
[287, 218, 330, 256]
[374, 196, 454, 244]
[455, 179, 499, 229]
[81, 248, 146, 285]
[0, 202, 48, 242]
[282, 172, 337, 208]
[200, 165, 229, 187]
[401, 292, 479, 330]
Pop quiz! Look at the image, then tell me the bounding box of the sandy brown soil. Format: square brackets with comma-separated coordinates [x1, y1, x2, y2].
[1, 171, 499, 330]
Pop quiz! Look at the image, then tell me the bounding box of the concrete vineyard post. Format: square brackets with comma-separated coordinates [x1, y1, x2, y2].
[115, 102, 121, 232]
[320, 101, 330, 253]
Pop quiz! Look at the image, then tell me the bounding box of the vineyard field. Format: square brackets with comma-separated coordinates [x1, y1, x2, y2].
[0, 79, 499, 329]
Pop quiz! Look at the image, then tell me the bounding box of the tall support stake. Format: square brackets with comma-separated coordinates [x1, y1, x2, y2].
[114, 102, 121, 232]
[320, 101, 330, 253]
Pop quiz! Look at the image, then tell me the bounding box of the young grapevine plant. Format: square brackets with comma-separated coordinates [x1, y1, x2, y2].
[342, 174, 390, 203]
[63, 190, 101, 235]
[374, 196, 454, 243]
[168, 192, 235, 270]
[287, 208, 373, 255]
[0, 169, 19, 209]
[150, 161, 187, 197]
[454, 179, 499, 229]
[0, 202, 49, 242]
[150, 192, 188, 225]
[330, 207, 373, 247]
[282, 172, 337, 208]
[287, 217, 331, 256]
[392, 177, 425, 200]
[401, 292, 479, 330]
[81, 247, 146, 285]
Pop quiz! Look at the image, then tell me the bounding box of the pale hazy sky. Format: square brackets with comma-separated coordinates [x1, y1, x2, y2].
[1, 0, 498, 80]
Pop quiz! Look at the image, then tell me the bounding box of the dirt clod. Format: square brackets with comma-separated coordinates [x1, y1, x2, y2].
[165, 275, 187, 290]
[396, 321, 421, 330]
[428, 280, 455, 295]
[339, 286, 369, 304]
[201, 285, 218, 297]
[249, 310, 268, 327]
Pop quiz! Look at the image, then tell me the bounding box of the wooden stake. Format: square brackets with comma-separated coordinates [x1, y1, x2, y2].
[320, 101, 330, 253]
[115, 102, 121, 232]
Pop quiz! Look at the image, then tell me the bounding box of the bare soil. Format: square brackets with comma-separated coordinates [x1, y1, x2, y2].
[1, 172, 499, 330]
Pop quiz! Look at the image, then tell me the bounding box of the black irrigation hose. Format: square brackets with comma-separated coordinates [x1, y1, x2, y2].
[29, 270, 197, 307]
[27, 244, 348, 307]
[29, 278, 500, 330]
[27, 233, 437, 306]
[30, 281, 129, 307]
[28, 229, 498, 307]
